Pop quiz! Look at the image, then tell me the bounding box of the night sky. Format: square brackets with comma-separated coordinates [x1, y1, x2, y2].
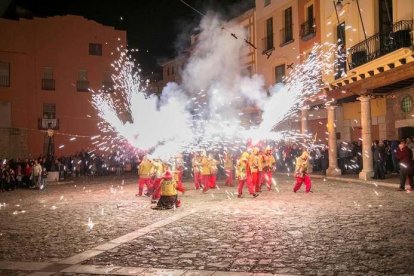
[2, 0, 254, 75]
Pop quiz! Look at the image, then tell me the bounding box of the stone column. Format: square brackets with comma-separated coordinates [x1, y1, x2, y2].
[301, 107, 309, 134]
[358, 95, 374, 180]
[326, 105, 341, 176]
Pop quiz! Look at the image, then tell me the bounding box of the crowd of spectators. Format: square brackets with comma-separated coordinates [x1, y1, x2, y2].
[0, 150, 138, 192]
[266, 137, 414, 178]
[2, 137, 413, 192]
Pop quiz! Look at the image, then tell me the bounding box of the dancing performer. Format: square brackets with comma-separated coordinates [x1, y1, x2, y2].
[150, 158, 165, 204]
[151, 170, 181, 210]
[200, 151, 211, 192]
[175, 154, 185, 194]
[293, 151, 312, 193]
[136, 155, 154, 196]
[263, 146, 276, 190]
[191, 152, 202, 190]
[236, 152, 259, 198]
[249, 147, 261, 192]
[208, 153, 218, 189]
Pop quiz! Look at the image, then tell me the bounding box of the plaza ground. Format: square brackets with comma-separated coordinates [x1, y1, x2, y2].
[0, 174, 413, 275]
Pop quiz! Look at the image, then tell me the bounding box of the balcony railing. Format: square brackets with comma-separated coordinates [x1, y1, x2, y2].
[348, 20, 413, 69]
[38, 118, 59, 130]
[300, 18, 316, 40]
[262, 34, 274, 53]
[76, 80, 90, 92]
[0, 75, 10, 87]
[41, 79, 55, 90]
[280, 25, 294, 45]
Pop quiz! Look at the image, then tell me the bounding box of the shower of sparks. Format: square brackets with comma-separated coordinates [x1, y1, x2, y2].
[90, 15, 340, 162]
[91, 45, 336, 160]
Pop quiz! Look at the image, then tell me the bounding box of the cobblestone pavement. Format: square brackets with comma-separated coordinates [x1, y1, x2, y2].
[0, 174, 413, 275]
[0, 175, 176, 261]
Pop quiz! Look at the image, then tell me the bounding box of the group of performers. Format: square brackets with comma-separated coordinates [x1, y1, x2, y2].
[191, 146, 278, 198]
[137, 146, 312, 210]
[136, 155, 184, 210]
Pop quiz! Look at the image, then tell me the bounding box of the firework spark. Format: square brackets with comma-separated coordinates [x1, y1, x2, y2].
[91, 15, 338, 160]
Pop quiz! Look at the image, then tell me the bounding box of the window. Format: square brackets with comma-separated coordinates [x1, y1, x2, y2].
[40, 103, 58, 130]
[43, 103, 56, 119]
[301, 4, 316, 39]
[167, 67, 170, 76]
[306, 4, 314, 21]
[172, 66, 175, 75]
[275, 64, 285, 83]
[264, 0, 271, 7]
[89, 43, 102, 56]
[263, 17, 274, 52]
[281, 7, 293, 44]
[102, 70, 114, 92]
[401, 96, 413, 113]
[77, 70, 89, 92]
[0, 61, 10, 87]
[41, 67, 55, 90]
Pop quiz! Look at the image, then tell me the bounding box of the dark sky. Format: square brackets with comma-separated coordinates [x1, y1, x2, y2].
[2, 0, 254, 75]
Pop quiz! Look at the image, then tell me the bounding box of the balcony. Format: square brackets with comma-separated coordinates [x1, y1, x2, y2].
[280, 25, 294, 46]
[262, 34, 274, 54]
[76, 80, 90, 92]
[0, 75, 10, 87]
[300, 18, 316, 40]
[38, 118, 59, 130]
[41, 79, 55, 90]
[348, 20, 413, 69]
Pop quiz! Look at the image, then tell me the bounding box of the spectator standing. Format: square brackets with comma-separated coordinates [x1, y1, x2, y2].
[391, 140, 400, 173]
[396, 140, 414, 191]
[372, 140, 385, 179]
[32, 160, 42, 188]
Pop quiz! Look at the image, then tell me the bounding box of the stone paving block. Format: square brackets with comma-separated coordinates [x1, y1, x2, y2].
[212, 272, 254, 276]
[141, 268, 187, 276]
[111, 266, 147, 275]
[92, 242, 120, 251]
[60, 264, 120, 274]
[0, 261, 52, 271]
[58, 250, 104, 265]
[41, 263, 73, 272]
[182, 270, 215, 276]
[110, 233, 141, 244]
[27, 272, 55, 276]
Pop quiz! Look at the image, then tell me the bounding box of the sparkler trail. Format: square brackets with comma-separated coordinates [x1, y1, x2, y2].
[91, 14, 339, 160]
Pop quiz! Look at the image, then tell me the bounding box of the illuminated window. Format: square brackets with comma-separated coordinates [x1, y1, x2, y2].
[401, 95, 413, 113]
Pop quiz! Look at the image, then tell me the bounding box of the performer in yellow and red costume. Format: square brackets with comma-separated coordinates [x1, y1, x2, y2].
[236, 152, 259, 198]
[262, 146, 276, 190]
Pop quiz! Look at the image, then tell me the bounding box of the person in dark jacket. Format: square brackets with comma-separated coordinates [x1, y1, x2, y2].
[372, 140, 385, 179]
[396, 140, 414, 191]
[391, 140, 400, 173]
